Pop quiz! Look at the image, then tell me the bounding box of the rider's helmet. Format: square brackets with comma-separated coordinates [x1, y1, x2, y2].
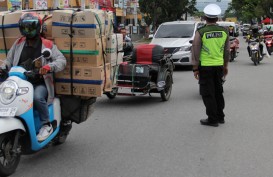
[203, 4, 221, 19]
[251, 25, 259, 34]
[19, 12, 42, 39]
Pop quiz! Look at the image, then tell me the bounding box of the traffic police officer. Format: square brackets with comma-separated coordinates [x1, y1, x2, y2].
[192, 4, 230, 127]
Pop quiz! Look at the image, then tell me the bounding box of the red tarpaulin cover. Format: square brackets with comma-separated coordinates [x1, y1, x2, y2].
[98, 0, 114, 11]
[98, 0, 112, 7]
[262, 17, 273, 24]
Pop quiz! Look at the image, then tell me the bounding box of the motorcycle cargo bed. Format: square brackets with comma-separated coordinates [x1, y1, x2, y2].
[117, 63, 151, 88]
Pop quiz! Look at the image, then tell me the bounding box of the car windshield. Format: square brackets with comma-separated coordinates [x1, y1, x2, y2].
[244, 24, 250, 28]
[155, 24, 195, 38]
[217, 22, 235, 28]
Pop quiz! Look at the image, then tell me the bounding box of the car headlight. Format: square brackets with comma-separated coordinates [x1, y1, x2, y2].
[179, 46, 191, 51]
[0, 80, 18, 105]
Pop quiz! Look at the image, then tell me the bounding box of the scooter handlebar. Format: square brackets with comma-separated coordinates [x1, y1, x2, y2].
[0, 68, 8, 80]
[24, 71, 37, 78]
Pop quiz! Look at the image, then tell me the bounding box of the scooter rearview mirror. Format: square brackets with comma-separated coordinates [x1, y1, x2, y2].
[42, 48, 52, 60]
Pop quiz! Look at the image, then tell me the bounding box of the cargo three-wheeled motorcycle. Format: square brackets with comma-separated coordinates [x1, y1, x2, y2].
[105, 44, 174, 101]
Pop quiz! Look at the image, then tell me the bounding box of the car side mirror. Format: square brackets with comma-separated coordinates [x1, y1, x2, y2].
[189, 40, 193, 44]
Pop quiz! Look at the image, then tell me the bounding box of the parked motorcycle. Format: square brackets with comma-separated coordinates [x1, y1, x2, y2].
[0, 49, 74, 176]
[248, 38, 263, 66]
[229, 36, 239, 62]
[264, 34, 273, 55]
[105, 44, 174, 101]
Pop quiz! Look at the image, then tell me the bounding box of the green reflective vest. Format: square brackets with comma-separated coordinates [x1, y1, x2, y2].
[198, 25, 228, 66]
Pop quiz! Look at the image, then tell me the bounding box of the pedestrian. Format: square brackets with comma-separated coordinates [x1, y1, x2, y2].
[191, 4, 230, 127]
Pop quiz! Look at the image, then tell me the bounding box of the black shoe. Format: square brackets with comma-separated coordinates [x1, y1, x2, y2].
[218, 119, 225, 124]
[200, 119, 219, 127]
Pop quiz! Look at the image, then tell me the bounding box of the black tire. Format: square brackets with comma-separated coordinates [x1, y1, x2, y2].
[53, 121, 72, 146]
[105, 88, 118, 99]
[53, 135, 68, 145]
[160, 71, 172, 101]
[267, 47, 272, 55]
[253, 58, 257, 66]
[0, 132, 21, 177]
[230, 51, 235, 62]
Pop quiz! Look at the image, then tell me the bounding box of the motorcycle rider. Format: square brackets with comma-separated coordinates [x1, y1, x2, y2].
[0, 12, 66, 141]
[228, 25, 235, 37]
[119, 27, 134, 56]
[247, 25, 267, 57]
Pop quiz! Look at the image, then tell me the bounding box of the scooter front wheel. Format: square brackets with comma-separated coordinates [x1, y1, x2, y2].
[0, 132, 21, 177]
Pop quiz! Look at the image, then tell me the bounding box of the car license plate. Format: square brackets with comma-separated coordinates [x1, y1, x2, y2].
[0, 107, 17, 117]
[136, 66, 144, 73]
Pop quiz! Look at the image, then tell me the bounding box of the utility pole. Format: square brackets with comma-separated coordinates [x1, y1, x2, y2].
[269, 7, 273, 25]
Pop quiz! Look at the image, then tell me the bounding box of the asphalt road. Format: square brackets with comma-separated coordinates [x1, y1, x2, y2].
[12, 36, 273, 177]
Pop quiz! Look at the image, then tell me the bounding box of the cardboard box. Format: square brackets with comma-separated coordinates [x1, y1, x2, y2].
[55, 63, 111, 97]
[40, 14, 53, 39]
[0, 11, 22, 38]
[106, 34, 123, 65]
[0, 53, 7, 60]
[0, 37, 18, 50]
[55, 76, 112, 97]
[106, 34, 123, 51]
[52, 9, 105, 38]
[105, 11, 114, 36]
[0, 0, 7, 7]
[52, 24, 105, 38]
[64, 54, 104, 67]
[106, 51, 123, 66]
[55, 63, 110, 80]
[52, 9, 105, 25]
[0, 49, 8, 58]
[55, 82, 104, 97]
[54, 37, 106, 64]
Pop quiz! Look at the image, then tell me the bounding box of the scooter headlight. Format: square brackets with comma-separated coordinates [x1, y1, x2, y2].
[250, 43, 259, 50]
[0, 80, 18, 104]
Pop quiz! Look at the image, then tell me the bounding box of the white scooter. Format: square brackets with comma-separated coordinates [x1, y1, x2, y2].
[0, 49, 72, 176]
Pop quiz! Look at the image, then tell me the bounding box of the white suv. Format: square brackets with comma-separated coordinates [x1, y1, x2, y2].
[150, 21, 204, 66]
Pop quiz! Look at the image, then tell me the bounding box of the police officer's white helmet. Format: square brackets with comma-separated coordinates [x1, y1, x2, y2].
[203, 4, 221, 18]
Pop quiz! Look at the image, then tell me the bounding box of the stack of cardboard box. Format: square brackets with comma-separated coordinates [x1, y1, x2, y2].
[105, 33, 123, 66]
[104, 11, 124, 66]
[0, 9, 123, 97]
[0, 11, 22, 60]
[53, 9, 113, 97]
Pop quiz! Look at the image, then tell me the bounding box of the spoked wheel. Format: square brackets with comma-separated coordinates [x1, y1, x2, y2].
[105, 87, 118, 99]
[0, 132, 21, 177]
[160, 71, 172, 101]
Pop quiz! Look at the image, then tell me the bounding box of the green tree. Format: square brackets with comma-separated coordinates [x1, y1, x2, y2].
[226, 0, 273, 23]
[139, 0, 197, 31]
